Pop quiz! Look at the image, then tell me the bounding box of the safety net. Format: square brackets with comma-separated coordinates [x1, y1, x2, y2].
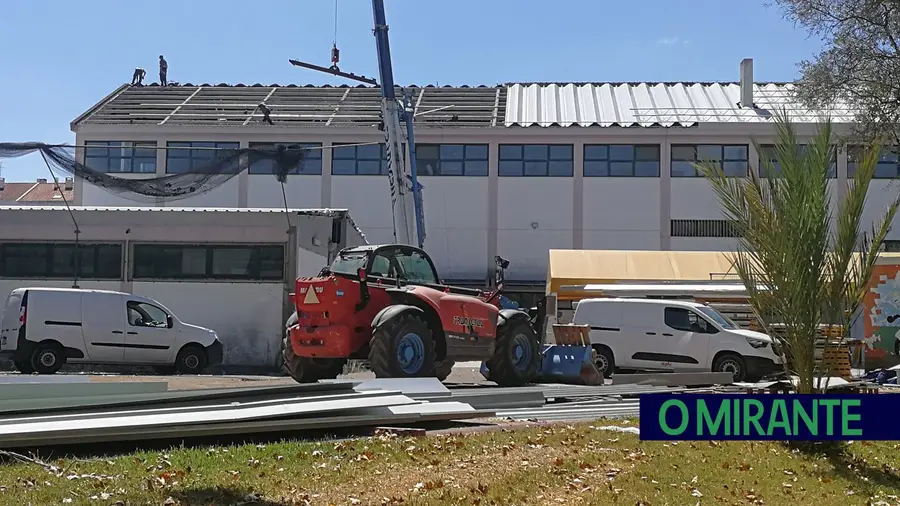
[0, 142, 311, 204]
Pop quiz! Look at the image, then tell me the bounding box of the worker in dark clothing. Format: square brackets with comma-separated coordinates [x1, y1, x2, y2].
[131, 67, 146, 85]
[257, 102, 274, 125]
[159, 55, 168, 86]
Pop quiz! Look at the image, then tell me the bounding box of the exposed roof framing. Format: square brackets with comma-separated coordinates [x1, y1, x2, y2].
[159, 87, 203, 125]
[74, 84, 506, 129]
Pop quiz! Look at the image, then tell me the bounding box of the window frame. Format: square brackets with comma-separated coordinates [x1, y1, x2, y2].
[132, 244, 285, 281]
[848, 145, 900, 179]
[84, 141, 158, 174]
[165, 141, 241, 174]
[248, 142, 323, 176]
[498, 144, 574, 177]
[583, 144, 661, 177]
[415, 143, 489, 176]
[331, 143, 408, 176]
[757, 144, 837, 178]
[0, 242, 123, 279]
[671, 144, 749, 178]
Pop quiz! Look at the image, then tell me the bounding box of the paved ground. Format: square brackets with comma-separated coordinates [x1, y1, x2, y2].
[6, 361, 490, 390]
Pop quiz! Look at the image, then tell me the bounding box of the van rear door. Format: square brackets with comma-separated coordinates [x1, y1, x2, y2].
[0, 289, 26, 354]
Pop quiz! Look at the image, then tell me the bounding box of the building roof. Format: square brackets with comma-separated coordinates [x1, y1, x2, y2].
[71, 81, 855, 131]
[0, 179, 75, 204]
[71, 83, 505, 129]
[505, 83, 855, 128]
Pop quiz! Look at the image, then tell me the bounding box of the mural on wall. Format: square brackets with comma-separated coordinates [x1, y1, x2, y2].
[864, 264, 900, 360]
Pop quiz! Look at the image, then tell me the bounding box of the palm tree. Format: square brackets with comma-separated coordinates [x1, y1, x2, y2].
[695, 110, 899, 393]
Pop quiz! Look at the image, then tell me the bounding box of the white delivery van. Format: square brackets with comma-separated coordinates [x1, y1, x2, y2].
[0, 287, 224, 375]
[572, 298, 785, 382]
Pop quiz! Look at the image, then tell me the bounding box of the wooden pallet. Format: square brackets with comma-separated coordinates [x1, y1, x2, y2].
[819, 346, 852, 380]
[551, 324, 590, 346]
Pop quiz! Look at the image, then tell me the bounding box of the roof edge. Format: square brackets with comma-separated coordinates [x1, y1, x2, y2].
[70, 83, 131, 131]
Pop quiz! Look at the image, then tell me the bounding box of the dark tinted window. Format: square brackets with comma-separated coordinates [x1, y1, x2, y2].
[248, 142, 322, 175]
[133, 244, 284, 280]
[499, 144, 573, 177]
[415, 144, 488, 176]
[584, 144, 660, 177]
[0, 243, 122, 279]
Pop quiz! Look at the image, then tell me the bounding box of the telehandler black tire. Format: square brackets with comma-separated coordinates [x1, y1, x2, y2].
[369, 312, 436, 378]
[435, 359, 455, 382]
[282, 334, 346, 383]
[486, 320, 541, 387]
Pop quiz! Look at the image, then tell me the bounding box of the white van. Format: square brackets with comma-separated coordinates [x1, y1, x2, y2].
[572, 298, 785, 382]
[0, 287, 224, 375]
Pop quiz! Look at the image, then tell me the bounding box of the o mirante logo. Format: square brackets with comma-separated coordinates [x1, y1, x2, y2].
[640, 394, 894, 441]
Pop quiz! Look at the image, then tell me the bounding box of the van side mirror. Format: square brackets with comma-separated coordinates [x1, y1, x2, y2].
[167, 315, 174, 329]
[494, 255, 509, 288]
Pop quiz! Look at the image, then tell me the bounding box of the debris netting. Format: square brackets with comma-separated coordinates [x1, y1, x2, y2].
[0, 142, 310, 203]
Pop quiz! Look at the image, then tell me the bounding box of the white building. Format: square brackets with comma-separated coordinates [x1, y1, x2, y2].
[68, 59, 894, 304]
[0, 206, 365, 368]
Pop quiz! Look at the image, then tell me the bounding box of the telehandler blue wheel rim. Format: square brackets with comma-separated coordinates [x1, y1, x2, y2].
[511, 333, 534, 371]
[397, 332, 426, 374]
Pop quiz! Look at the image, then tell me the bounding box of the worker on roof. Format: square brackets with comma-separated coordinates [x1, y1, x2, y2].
[159, 55, 168, 86]
[131, 67, 146, 85]
[256, 102, 274, 125]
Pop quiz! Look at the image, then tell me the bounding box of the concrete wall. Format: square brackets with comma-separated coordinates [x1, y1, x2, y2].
[73, 124, 900, 283]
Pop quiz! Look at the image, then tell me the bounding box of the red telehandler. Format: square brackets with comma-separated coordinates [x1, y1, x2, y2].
[283, 245, 542, 387]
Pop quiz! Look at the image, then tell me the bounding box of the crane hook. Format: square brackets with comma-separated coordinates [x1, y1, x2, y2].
[330, 43, 340, 72]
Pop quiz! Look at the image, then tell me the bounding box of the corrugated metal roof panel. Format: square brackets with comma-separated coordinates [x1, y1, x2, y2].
[505, 83, 856, 127]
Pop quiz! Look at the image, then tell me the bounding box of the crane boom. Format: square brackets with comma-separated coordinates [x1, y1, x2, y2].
[371, 0, 423, 248]
[289, 0, 426, 248]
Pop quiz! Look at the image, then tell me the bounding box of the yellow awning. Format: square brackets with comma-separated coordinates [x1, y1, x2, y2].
[547, 249, 900, 301]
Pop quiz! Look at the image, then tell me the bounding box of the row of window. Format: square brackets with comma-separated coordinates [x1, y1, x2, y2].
[84, 141, 900, 178]
[0, 243, 285, 281]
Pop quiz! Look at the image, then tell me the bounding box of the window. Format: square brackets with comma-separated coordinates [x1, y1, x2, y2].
[0, 243, 122, 279]
[670, 219, 739, 238]
[664, 307, 712, 333]
[248, 142, 322, 175]
[84, 141, 157, 174]
[884, 241, 900, 252]
[132, 244, 284, 280]
[671, 144, 748, 177]
[332, 143, 392, 175]
[127, 301, 170, 328]
[848, 146, 900, 178]
[368, 246, 439, 284]
[583, 144, 660, 177]
[499, 144, 573, 177]
[758, 144, 836, 178]
[415, 144, 488, 176]
[166, 141, 240, 174]
[696, 306, 738, 330]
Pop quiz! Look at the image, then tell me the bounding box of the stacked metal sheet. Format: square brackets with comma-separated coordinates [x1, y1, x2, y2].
[0, 379, 488, 449]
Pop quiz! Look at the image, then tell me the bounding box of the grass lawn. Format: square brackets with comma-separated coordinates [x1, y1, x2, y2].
[0, 420, 898, 506]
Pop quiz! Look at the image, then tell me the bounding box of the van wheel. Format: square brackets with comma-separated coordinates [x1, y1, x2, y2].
[31, 343, 65, 374]
[713, 353, 746, 382]
[13, 360, 34, 374]
[175, 345, 207, 375]
[592, 345, 615, 379]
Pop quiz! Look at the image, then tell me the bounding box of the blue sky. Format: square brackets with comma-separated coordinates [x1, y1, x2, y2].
[0, 0, 823, 182]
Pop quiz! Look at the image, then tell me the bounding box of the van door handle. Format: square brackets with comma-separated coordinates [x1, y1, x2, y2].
[646, 332, 656, 335]
[127, 331, 138, 335]
[111, 330, 123, 334]
[662, 333, 673, 336]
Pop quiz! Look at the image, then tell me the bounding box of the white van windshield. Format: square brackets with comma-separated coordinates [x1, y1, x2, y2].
[696, 306, 739, 330]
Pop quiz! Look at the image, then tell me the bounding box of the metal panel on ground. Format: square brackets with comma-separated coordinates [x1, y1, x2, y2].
[322, 377, 452, 397]
[0, 392, 418, 439]
[0, 381, 169, 400]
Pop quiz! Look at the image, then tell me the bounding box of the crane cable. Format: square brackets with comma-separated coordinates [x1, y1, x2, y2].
[333, 0, 339, 44]
[330, 0, 340, 70]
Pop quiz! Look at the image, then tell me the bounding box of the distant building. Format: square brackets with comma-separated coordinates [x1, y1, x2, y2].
[0, 177, 75, 205]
